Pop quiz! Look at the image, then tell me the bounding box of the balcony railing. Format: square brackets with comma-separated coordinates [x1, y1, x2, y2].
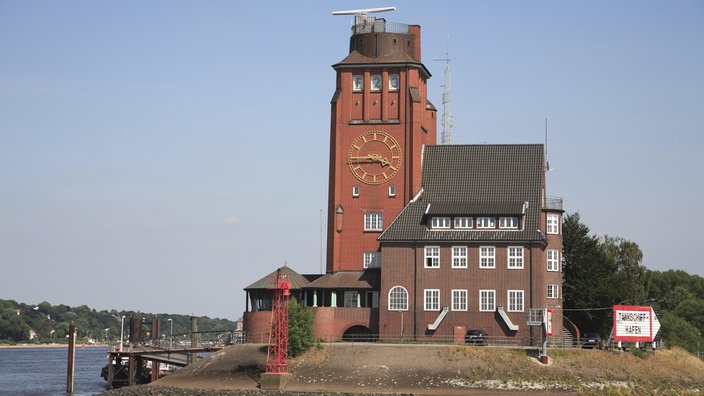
[545, 196, 563, 211]
[352, 20, 409, 35]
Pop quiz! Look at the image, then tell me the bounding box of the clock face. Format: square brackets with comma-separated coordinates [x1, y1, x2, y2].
[348, 131, 402, 185]
[370, 74, 382, 91]
[389, 74, 399, 91]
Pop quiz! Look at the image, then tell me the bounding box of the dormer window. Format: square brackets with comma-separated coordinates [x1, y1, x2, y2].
[431, 217, 451, 228]
[499, 217, 519, 229]
[454, 217, 472, 229]
[476, 217, 496, 229]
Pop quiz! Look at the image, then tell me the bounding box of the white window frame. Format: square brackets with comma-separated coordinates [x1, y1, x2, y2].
[452, 289, 468, 311]
[507, 246, 524, 269]
[424, 246, 440, 268]
[431, 216, 451, 228]
[476, 217, 496, 229]
[388, 185, 396, 197]
[388, 286, 408, 311]
[364, 213, 383, 231]
[452, 246, 468, 268]
[479, 290, 496, 312]
[454, 216, 473, 229]
[480, 246, 495, 269]
[424, 289, 440, 311]
[547, 249, 560, 272]
[508, 290, 525, 312]
[547, 214, 560, 234]
[363, 252, 380, 269]
[352, 186, 360, 197]
[547, 284, 560, 299]
[499, 217, 519, 229]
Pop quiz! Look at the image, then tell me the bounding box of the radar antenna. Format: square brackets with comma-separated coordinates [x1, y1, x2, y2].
[332, 7, 396, 16]
[434, 35, 453, 145]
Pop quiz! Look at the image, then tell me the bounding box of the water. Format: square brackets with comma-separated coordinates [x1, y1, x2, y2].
[0, 346, 109, 395]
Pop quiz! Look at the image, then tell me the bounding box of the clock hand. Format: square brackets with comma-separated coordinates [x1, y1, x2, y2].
[350, 153, 392, 166]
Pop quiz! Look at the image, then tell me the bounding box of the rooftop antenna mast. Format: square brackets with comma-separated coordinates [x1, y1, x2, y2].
[544, 117, 556, 172]
[434, 35, 453, 145]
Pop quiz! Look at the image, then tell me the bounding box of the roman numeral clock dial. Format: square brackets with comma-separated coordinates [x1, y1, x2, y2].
[348, 131, 402, 184]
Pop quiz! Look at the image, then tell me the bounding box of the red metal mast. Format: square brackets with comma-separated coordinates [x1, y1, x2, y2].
[266, 271, 290, 374]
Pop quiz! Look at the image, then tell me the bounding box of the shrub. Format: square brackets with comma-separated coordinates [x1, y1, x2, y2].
[288, 299, 314, 357]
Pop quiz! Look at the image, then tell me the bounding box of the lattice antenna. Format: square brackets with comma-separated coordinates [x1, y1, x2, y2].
[266, 271, 290, 374]
[434, 35, 453, 145]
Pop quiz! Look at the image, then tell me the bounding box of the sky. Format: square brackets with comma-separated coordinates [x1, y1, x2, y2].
[1, 1, 702, 320]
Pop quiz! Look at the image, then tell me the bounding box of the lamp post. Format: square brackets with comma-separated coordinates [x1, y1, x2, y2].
[119, 315, 125, 352]
[167, 318, 173, 349]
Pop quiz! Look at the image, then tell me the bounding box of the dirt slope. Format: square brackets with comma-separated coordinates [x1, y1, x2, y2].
[138, 343, 704, 395]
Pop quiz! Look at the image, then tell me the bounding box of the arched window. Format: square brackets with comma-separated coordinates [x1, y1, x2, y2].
[388, 286, 408, 311]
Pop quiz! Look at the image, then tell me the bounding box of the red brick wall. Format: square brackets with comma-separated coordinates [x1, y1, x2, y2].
[312, 307, 376, 341]
[326, 29, 436, 274]
[242, 311, 271, 344]
[379, 243, 563, 343]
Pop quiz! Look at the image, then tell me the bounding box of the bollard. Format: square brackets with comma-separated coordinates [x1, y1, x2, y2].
[66, 324, 76, 393]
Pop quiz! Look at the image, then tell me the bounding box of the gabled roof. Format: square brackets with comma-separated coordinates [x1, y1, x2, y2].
[244, 266, 321, 291]
[379, 144, 546, 243]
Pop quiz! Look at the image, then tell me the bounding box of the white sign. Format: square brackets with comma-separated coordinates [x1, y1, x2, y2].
[613, 305, 660, 342]
[545, 309, 552, 336]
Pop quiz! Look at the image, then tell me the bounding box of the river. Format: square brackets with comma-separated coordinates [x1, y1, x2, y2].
[0, 346, 109, 395]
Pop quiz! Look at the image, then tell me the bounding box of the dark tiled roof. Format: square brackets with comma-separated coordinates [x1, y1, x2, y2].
[379, 144, 546, 243]
[334, 49, 420, 67]
[303, 271, 380, 290]
[244, 266, 321, 291]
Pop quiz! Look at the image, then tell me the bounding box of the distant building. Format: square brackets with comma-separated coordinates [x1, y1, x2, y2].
[243, 15, 563, 345]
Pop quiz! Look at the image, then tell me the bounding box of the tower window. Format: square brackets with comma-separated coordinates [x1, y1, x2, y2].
[352, 186, 360, 197]
[370, 74, 382, 91]
[353, 75, 363, 92]
[388, 185, 396, 197]
[364, 213, 383, 231]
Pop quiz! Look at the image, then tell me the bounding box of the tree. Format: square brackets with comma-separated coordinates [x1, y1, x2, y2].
[287, 299, 314, 357]
[659, 310, 700, 352]
[601, 235, 650, 305]
[562, 213, 618, 336]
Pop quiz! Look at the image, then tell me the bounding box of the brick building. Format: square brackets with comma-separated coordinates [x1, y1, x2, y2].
[243, 14, 563, 344]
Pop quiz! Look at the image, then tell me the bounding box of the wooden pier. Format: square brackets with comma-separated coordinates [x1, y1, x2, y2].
[103, 316, 236, 389]
[104, 346, 224, 388]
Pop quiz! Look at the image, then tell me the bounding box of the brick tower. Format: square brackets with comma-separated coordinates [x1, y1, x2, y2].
[326, 15, 437, 273]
